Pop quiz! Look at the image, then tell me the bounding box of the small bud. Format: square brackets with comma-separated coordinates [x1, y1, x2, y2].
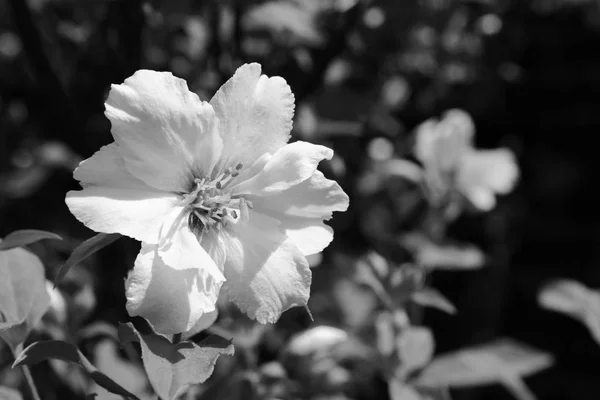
[235, 163, 243, 170]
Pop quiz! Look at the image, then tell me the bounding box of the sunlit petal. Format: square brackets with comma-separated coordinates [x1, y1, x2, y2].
[210, 63, 294, 170]
[106, 70, 222, 192]
[125, 242, 224, 335]
[231, 141, 333, 196]
[220, 211, 311, 323]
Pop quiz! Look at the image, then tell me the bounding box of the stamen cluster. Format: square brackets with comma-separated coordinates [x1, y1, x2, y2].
[185, 163, 252, 233]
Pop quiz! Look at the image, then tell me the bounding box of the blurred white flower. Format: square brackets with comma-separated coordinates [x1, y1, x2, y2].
[66, 63, 349, 335]
[414, 109, 518, 211]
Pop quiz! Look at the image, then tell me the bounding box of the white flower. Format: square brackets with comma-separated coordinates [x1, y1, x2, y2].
[414, 109, 518, 211]
[66, 63, 349, 334]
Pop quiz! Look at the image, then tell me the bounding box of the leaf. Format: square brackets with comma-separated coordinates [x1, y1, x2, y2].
[411, 287, 457, 315]
[538, 279, 600, 345]
[0, 386, 23, 400]
[388, 264, 426, 306]
[92, 339, 148, 399]
[243, 1, 324, 46]
[396, 326, 434, 378]
[417, 338, 553, 400]
[56, 233, 120, 284]
[0, 247, 50, 350]
[0, 230, 62, 251]
[388, 379, 422, 400]
[13, 340, 140, 400]
[401, 233, 486, 271]
[118, 322, 234, 400]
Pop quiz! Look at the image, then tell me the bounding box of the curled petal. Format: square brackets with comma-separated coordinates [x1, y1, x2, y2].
[221, 211, 311, 323]
[250, 170, 349, 220]
[231, 141, 333, 196]
[126, 239, 224, 335]
[246, 170, 348, 256]
[210, 63, 295, 170]
[106, 70, 222, 192]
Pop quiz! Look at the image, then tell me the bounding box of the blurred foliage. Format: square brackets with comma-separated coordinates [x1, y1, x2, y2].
[1, 0, 600, 399]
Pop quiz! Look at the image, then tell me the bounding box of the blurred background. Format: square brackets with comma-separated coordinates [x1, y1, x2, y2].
[1, 0, 600, 399]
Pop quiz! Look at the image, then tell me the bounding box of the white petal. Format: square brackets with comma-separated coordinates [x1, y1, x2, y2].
[73, 143, 148, 189]
[105, 70, 222, 192]
[201, 231, 227, 270]
[231, 141, 333, 196]
[158, 208, 225, 281]
[125, 242, 224, 335]
[221, 211, 311, 323]
[462, 186, 496, 211]
[66, 187, 180, 244]
[210, 63, 295, 170]
[458, 148, 519, 194]
[414, 119, 438, 165]
[278, 217, 334, 256]
[249, 170, 349, 220]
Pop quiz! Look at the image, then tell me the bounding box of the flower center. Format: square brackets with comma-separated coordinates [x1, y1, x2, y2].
[184, 163, 252, 234]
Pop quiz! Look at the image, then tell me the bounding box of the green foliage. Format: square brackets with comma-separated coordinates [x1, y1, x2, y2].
[118, 322, 234, 400]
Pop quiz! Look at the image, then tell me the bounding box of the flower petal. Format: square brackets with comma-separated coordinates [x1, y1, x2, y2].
[201, 231, 227, 270]
[461, 186, 496, 211]
[231, 141, 333, 196]
[249, 170, 349, 220]
[73, 143, 148, 189]
[66, 187, 180, 244]
[210, 63, 294, 170]
[221, 211, 311, 323]
[125, 242, 224, 335]
[158, 208, 225, 281]
[278, 217, 334, 256]
[458, 148, 519, 195]
[105, 70, 222, 192]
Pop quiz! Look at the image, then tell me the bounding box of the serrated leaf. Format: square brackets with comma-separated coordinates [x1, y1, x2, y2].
[0, 386, 23, 400]
[119, 322, 234, 400]
[417, 338, 553, 400]
[411, 287, 456, 315]
[13, 340, 140, 400]
[401, 233, 485, 270]
[538, 279, 600, 345]
[0, 230, 62, 251]
[0, 247, 50, 350]
[56, 233, 120, 284]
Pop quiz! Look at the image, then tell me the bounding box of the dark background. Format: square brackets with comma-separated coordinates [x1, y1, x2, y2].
[1, 0, 599, 399]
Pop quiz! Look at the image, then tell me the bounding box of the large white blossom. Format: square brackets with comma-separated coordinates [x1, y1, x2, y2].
[66, 63, 349, 334]
[414, 109, 519, 211]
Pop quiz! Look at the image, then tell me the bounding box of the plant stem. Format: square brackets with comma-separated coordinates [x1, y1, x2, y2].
[12, 344, 41, 400]
[21, 364, 42, 400]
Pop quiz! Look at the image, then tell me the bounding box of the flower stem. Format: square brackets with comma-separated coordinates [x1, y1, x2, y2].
[12, 344, 41, 400]
[21, 364, 42, 400]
